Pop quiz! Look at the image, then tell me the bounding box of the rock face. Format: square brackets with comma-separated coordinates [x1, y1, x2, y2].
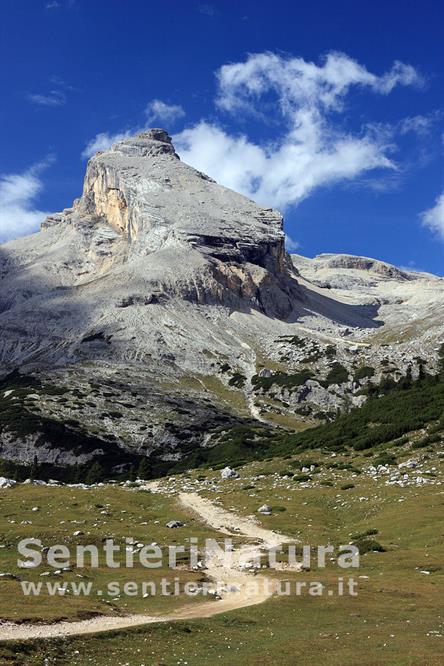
[42, 129, 296, 320]
[0, 129, 443, 473]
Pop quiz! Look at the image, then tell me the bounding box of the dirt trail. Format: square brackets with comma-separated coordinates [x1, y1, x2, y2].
[0, 492, 293, 641]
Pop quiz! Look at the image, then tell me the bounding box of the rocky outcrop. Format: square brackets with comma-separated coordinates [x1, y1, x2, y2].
[312, 253, 413, 280]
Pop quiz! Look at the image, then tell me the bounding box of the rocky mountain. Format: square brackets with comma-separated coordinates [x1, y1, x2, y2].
[0, 129, 443, 473]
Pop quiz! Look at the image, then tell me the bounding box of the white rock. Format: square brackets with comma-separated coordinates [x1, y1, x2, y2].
[221, 467, 240, 480]
[0, 477, 16, 489]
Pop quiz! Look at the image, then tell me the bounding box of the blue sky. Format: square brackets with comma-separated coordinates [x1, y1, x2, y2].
[0, 0, 443, 274]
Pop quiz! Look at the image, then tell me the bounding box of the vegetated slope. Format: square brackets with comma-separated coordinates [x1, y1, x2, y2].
[1, 350, 443, 483]
[171, 348, 444, 471]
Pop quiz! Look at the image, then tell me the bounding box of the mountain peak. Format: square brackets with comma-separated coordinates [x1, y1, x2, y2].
[38, 130, 297, 320]
[108, 128, 178, 159]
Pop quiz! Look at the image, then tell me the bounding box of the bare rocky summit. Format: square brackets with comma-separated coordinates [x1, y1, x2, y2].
[0, 129, 443, 472]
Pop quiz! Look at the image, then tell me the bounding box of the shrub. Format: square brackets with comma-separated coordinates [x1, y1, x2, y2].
[374, 453, 396, 466]
[354, 366, 375, 381]
[252, 370, 314, 392]
[86, 462, 105, 485]
[228, 373, 246, 388]
[293, 474, 311, 482]
[352, 538, 386, 554]
[325, 363, 349, 386]
[352, 528, 379, 539]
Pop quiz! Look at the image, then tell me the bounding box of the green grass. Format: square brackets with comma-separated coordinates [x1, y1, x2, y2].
[0, 485, 224, 623]
[1, 453, 443, 665]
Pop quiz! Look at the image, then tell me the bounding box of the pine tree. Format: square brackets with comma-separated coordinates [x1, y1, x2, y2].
[86, 462, 105, 485]
[72, 462, 82, 484]
[400, 366, 413, 390]
[137, 457, 151, 480]
[29, 455, 39, 482]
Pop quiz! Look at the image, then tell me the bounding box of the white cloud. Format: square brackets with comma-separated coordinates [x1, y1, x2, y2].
[399, 113, 438, 136]
[373, 60, 422, 94]
[145, 99, 185, 125]
[81, 130, 133, 159]
[421, 192, 444, 240]
[285, 234, 300, 252]
[27, 90, 66, 107]
[175, 120, 394, 210]
[0, 161, 51, 243]
[175, 52, 421, 210]
[215, 52, 421, 114]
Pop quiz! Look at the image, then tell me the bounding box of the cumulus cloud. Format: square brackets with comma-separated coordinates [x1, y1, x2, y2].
[421, 192, 444, 240]
[0, 161, 52, 243]
[175, 120, 394, 209]
[175, 52, 421, 209]
[81, 130, 133, 159]
[145, 99, 185, 125]
[27, 90, 66, 107]
[215, 52, 421, 115]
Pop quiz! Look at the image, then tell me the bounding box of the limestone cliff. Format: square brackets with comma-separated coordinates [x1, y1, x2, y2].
[43, 129, 297, 319]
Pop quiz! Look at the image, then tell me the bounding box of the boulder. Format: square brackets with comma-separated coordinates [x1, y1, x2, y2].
[0, 477, 16, 489]
[166, 520, 184, 529]
[221, 467, 240, 480]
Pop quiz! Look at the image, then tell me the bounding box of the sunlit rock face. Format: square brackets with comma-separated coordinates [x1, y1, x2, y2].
[44, 128, 298, 318]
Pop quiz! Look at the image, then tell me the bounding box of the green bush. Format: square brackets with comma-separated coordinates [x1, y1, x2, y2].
[252, 370, 314, 392]
[325, 363, 349, 386]
[228, 373, 246, 388]
[352, 538, 386, 554]
[374, 452, 397, 466]
[293, 474, 311, 482]
[354, 366, 375, 381]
